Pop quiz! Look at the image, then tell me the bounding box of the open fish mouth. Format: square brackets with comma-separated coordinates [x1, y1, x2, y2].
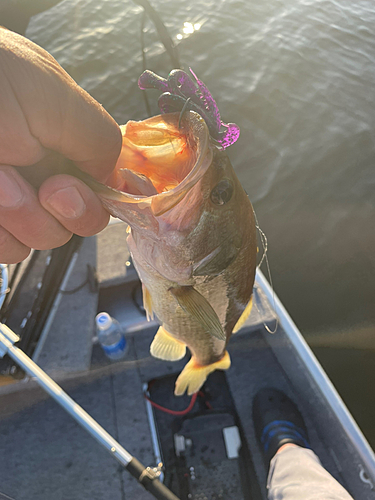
[99, 110, 213, 217]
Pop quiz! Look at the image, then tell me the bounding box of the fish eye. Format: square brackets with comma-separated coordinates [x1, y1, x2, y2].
[210, 179, 234, 205]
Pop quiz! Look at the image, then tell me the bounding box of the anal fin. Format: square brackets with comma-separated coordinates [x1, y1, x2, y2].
[174, 351, 231, 396]
[150, 326, 186, 361]
[232, 296, 253, 334]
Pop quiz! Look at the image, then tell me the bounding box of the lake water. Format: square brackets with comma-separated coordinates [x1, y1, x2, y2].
[27, 0, 375, 445]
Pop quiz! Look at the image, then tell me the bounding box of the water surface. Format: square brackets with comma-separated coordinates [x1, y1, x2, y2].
[27, 0, 375, 445]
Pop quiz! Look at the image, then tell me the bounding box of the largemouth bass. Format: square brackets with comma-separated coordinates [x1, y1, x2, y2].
[88, 69, 257, 395]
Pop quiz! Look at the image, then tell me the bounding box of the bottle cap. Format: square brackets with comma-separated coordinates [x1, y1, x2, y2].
[95, 312, 112, 330]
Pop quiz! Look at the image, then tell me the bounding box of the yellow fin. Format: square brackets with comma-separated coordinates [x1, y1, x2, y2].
[232, 296, 253, 334]
[169, 286, 226, 341]
[174, 351, 231, 396]
[142, 284, 154, 321]
[150, 326, 186, 361]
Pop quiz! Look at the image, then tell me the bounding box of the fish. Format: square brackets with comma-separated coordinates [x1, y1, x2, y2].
[85, 69, 257, 395]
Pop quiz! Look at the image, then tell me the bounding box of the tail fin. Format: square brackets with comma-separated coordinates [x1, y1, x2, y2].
[174, 351, 231, 396]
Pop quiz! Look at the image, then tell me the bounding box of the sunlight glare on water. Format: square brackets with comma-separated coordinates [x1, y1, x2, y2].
[177, 20, 204, 40]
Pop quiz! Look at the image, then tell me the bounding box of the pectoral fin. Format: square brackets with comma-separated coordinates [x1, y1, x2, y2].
[169, 286, 226, 341]
[232, 296, 253, 334]
[150, 326, 186, 361]
[142, 284, 154, 321]
[174, 351, 231, 396]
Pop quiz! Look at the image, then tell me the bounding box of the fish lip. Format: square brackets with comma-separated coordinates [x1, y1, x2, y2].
[100, 111, 213, 216]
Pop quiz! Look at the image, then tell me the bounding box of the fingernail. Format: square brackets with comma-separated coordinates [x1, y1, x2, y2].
[0, 170, 24, 208]
[45, 186, 86, 219]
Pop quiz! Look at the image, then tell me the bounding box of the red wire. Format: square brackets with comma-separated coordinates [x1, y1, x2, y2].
[144, 391, 198, 415]
[197, 390, 213, 409]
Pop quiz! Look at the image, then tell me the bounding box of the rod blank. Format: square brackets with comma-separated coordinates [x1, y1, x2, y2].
[0, 323, 180, 500]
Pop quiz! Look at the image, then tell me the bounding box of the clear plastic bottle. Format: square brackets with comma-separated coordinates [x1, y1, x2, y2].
[95, 312, 127, 360]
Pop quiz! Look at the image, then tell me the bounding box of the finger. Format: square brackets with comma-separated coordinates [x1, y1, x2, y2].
[0, 30, 122, 180]
[0, 166, 72, 250]
[39, 174, 110, 236]
[0, 226, 31, 264]
[39, 84, 122, 181]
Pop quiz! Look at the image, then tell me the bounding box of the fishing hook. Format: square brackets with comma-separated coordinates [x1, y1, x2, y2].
[178, 97, 191, 129]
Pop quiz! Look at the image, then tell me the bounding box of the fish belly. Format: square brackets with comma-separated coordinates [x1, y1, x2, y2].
[128, 234, 233, 395]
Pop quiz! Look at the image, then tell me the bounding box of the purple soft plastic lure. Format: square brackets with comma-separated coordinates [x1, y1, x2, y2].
[138, 68, 240, 149]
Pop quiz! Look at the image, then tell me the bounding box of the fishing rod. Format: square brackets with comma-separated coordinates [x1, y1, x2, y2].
[133, 0, 181, 117]
[132, 0, 180, 69]
[0, 323, 179, 500]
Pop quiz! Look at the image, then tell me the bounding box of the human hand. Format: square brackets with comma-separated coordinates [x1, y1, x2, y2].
[0, 28, 122, 264]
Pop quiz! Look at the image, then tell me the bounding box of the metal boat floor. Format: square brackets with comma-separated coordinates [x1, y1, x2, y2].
[0, 324, 358, 500]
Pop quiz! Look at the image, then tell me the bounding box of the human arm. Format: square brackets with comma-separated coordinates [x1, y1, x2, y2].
[0, 28, 122, 263]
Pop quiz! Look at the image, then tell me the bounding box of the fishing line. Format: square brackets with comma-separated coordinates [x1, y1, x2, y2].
[140, 8, 152, 117]
[133, 0, 180, 68]
[135, 0, 181, 117]
[252, 208, 278, 334]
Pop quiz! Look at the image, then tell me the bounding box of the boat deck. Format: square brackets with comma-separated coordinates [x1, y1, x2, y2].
[0, 223, 374, 500]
